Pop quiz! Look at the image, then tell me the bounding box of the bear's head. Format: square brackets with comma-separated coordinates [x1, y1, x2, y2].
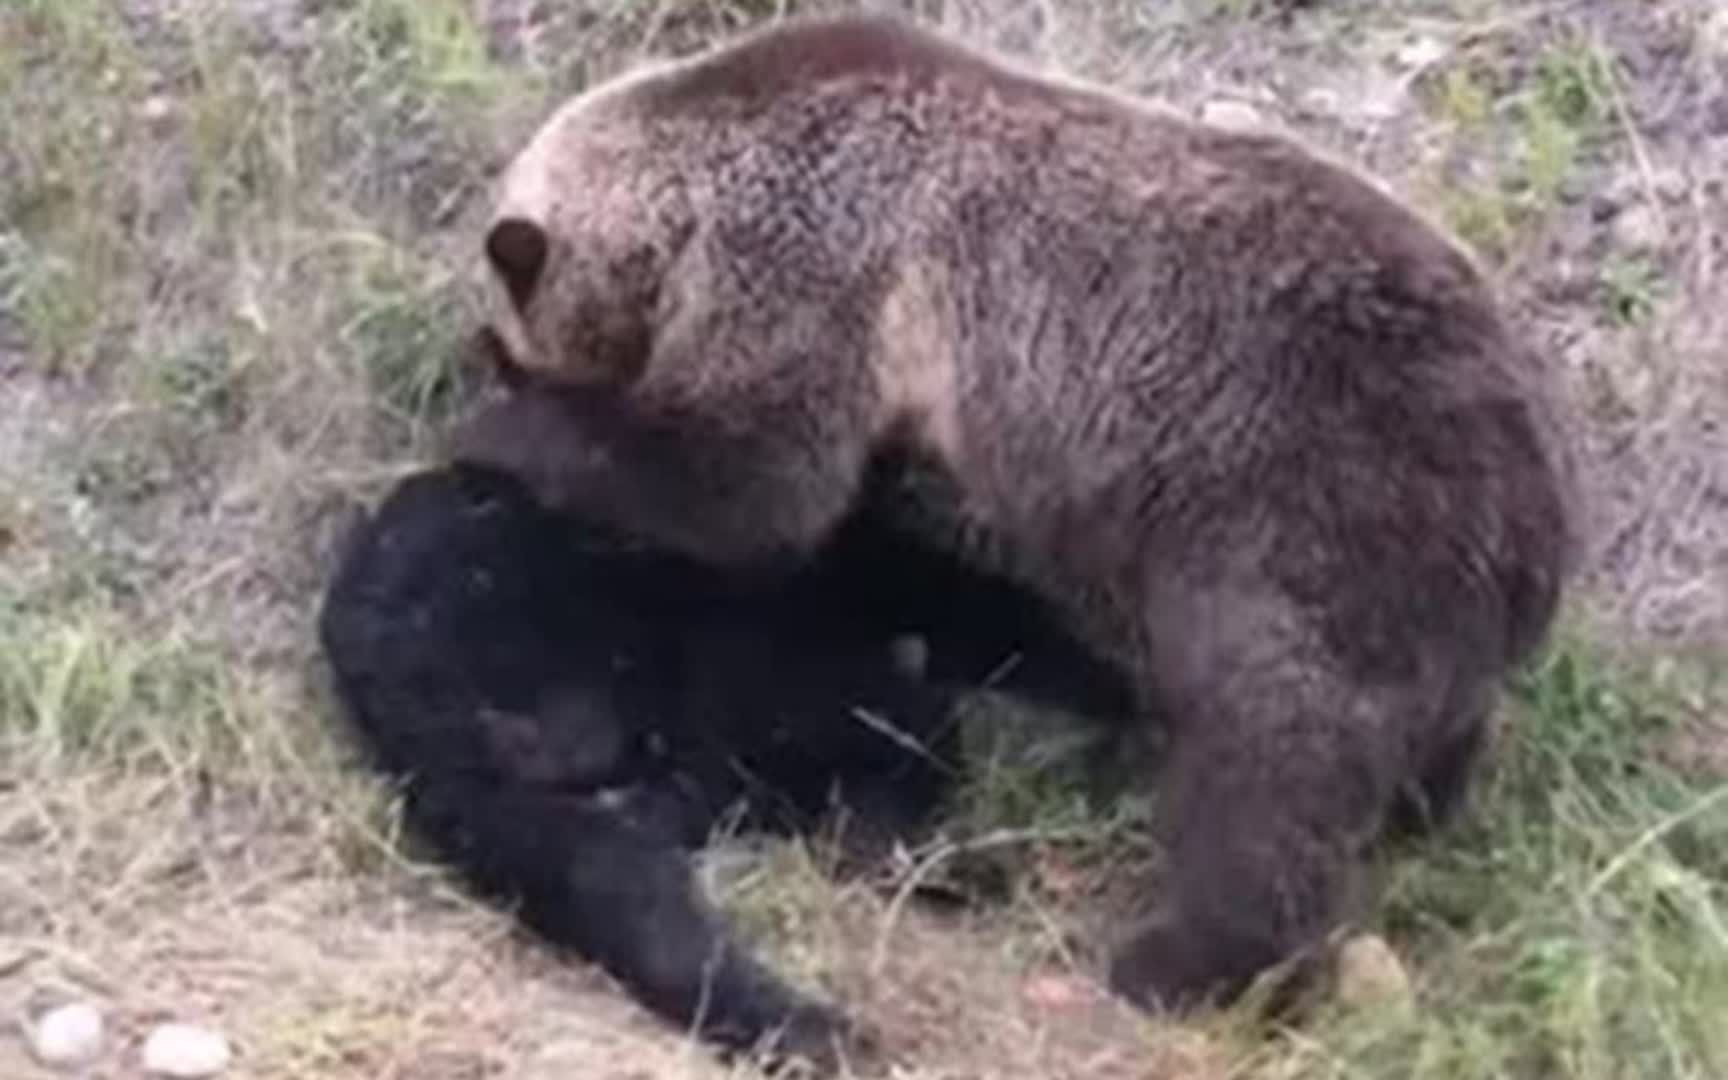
[481, 74, 698, 389]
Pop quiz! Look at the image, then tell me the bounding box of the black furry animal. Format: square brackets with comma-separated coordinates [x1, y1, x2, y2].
[316, 460, 1130, 1064]
[452, 12, 1578, 1015]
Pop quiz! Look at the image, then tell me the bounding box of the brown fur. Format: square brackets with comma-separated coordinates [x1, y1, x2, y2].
[453, 12, 1578, 1017]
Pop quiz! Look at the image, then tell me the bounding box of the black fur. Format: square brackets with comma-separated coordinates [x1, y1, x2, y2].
[316, 460, 1129, 1065]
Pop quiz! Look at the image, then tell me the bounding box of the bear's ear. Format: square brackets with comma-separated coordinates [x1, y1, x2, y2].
[485, 217, 549, 309]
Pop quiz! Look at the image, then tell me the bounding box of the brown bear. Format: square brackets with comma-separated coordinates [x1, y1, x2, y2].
[452, 12, 1578, 1016]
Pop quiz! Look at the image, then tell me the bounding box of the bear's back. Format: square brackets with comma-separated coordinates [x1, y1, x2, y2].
[635, 13, 1138, 122]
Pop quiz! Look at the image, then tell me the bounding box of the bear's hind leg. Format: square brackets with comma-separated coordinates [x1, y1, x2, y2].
[1108, 590, 1423, 1013]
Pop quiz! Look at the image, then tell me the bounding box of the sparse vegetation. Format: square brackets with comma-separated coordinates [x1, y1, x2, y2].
[1, 1, 1723, 1078]
[1517, 38, 1613, 204]
[1600, 254, 1663, 327]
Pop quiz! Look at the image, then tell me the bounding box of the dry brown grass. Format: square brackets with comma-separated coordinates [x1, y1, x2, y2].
[2, 1, 1726, 1077]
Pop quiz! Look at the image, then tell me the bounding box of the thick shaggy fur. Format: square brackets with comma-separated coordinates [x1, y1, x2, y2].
[451, 13, 1579, 1013]
[317, 460, 1129, 1063]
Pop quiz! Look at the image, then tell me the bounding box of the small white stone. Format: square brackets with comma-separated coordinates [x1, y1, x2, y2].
[139, 95, 174, 125]
[1199, 100, 1268, 133]
[1394, 36, 1448, 70]
[142, 1023, 232, 1077]
[1335, 934, 1413, 1010]
[27, 1002, 106, 1067]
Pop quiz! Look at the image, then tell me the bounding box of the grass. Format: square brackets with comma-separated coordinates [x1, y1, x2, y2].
[1247, 643, 1728, 1079]
[1599, 254, 1664, 327]
[1418, 33, 1621, 263]
[0, 0, 1724, 1077]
